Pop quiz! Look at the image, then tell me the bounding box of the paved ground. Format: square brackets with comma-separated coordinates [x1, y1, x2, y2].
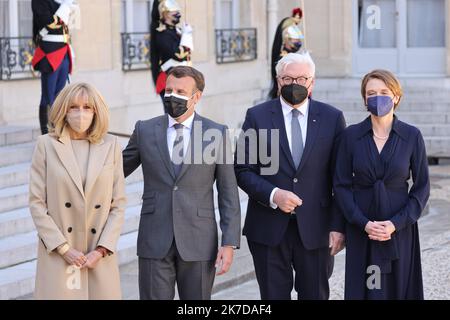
[19, 163, 450, 300]
[120, 162, 450, 300]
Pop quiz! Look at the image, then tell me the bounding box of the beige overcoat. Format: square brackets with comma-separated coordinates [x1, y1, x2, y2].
[29, 126, 126, 299]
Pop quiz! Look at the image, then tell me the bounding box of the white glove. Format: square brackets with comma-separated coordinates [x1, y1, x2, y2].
[55, 3, 71, 25]
[54, 0, 75, 5]
[180, 23, 194, 51]
[182, 23, 193, 34]
[55, 2, 79, 26]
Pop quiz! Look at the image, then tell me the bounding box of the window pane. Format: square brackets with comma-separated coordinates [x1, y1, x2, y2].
[133, 0, 150, 32]
[121, 0, 126, 33]
[220, 0, 232, 29]
[358, 0, 396, 48]
[18, 0, 32, 37]
[0, 0, 10, 37]
[407, 0, 445, 47]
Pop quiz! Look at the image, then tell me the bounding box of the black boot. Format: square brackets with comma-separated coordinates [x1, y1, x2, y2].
[39, 105, 49, 135]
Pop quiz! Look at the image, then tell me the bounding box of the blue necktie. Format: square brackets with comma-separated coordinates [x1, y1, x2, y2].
[291, 109, 304, 168]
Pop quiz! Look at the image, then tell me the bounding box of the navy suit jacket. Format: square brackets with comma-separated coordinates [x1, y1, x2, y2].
[235, 98, 346, 250]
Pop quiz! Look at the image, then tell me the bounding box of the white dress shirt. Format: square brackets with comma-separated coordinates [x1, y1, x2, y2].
[167, 112, 195, 157]
[269, 97, 309, 209]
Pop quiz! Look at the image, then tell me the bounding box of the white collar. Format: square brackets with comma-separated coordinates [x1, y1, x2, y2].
[280, 96, 309, 118]
[167, 112, 195, 129]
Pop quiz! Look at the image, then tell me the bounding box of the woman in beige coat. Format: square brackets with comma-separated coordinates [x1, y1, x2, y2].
[29, 83, 127, 299]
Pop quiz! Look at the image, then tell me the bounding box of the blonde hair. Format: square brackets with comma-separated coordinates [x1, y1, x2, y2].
[48, 83, 109, 144]
[361, 69, 403, 109]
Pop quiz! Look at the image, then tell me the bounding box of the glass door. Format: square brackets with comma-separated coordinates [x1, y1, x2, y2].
[353, 0, 446, 76]
[401, 0, 446, 74]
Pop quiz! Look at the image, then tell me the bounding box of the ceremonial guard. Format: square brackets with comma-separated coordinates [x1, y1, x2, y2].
[32, 0, 79, 134]
[269, 8, 305, 99]
[150, 0, 194, 104]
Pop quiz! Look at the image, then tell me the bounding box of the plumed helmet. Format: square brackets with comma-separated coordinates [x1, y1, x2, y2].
[292, 7, 303, 20]
[158, 0, 181, 16]
[282, 18, 304, 41]
[284, 24, 304, 41]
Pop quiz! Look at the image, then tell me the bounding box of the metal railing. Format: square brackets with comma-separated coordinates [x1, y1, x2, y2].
[121, 32, 151, 71]
[215, 28, 257, 64]
[0, 37, 37, 80]
[108, 131, 132, 138]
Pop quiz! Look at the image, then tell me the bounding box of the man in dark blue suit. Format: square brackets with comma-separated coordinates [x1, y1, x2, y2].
[235, 52, 346, 300]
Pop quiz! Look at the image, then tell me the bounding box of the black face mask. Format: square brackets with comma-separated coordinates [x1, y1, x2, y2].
[280, 83, 308, 105]
[289, 41, 302, 52]
[163, 92, 193, 118]
[172, 12, 181, 25]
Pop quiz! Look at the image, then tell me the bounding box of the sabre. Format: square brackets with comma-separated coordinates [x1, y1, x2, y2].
[300, 0, 307, 50]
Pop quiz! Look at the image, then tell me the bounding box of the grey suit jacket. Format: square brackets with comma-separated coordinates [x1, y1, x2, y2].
[123, 113, 241, 261]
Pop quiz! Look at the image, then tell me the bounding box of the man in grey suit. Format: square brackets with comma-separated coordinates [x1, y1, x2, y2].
[122, 66, 241, 300]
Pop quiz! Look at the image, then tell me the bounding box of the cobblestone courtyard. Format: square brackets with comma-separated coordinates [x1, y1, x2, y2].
[119, 163, 450, 300]
[213, 163, 450, 300]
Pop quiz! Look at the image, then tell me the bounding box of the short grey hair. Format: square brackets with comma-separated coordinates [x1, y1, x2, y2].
[275, 52, 316, 77]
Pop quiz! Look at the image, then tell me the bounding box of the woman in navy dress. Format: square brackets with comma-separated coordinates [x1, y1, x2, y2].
[334, 69, 430, 299]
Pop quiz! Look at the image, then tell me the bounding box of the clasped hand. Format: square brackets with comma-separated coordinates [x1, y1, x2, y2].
[365, 221, 396, 241]
[62, 248, 102, 269]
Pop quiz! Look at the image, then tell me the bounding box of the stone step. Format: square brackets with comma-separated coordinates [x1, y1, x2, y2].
[0, 176, 246, 240]
[1, 199, 250, 300]
[0, 126, 134, 149]
[0, 163, 143, 238]
[313, 84, 450, 101]
[0, 198, 142, 241]
[415, 125, 450, 137]
[0, 178, 143, 215]
[0, 231, 38, 269]
[0, 184, 29, 215]
[424, 137, 450, 157]
[337, 114, 450, 136]
[0, 205, 142, 269]
[0, 127, 40, 148]
[315, 78, 450, 90]
[340, 113, 450, 156]
[0, 230, 138, 300]
[0, 207, 35, 240]
[331, 101, 450, 113]
[0, 163, 30, 189]
[0, 160, 143, 191]
[0, 143, 35, 168]
[0, 164, 246, 241]
[0, 133, 133, 169]
[343, 112, 450, 125]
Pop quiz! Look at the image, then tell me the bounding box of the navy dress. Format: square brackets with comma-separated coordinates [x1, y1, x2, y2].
[334, 115, 430, 299]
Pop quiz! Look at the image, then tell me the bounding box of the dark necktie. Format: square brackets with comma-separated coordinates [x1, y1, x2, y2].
[172, 123, 184, 177]
[291, 109, 304, 168]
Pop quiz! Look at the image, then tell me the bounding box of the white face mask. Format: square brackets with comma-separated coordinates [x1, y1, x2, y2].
[66, 110, 94, 134]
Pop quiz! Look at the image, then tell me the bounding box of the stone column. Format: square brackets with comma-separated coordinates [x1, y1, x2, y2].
[267, 0, 278, 59]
